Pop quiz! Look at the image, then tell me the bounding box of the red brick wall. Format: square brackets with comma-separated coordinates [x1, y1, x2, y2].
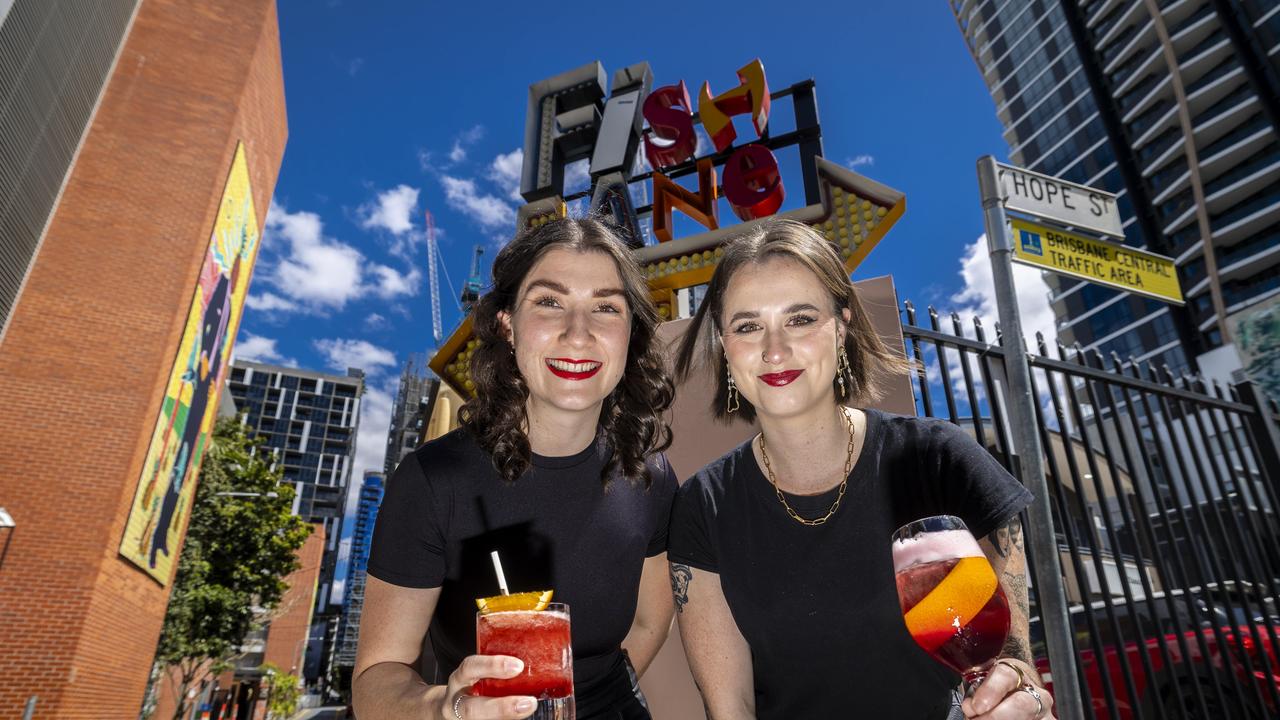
[0, 0, 288, 717]
[262, 524, 326, 678]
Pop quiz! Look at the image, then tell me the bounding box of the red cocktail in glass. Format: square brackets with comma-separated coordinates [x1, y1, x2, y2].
[475, 603, 574, 718]
[893, 516, 1011, 685]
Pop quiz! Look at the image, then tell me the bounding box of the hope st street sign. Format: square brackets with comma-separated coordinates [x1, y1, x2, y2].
[1010, 218, 1184, 304]
[997, 162, 1124, 238]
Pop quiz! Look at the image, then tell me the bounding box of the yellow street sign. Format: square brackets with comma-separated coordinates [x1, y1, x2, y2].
[1009, 218, 1183, 305]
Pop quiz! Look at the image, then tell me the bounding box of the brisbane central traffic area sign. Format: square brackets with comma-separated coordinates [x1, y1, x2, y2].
[1010, 218, 1184, 304]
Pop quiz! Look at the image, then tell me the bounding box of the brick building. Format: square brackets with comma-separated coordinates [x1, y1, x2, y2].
[0, 0, 288, 717]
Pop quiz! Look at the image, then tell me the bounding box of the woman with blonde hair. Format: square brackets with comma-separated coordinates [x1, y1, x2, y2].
[669, 218, 1052, 719]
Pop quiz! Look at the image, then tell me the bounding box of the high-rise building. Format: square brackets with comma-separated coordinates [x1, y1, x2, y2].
[384, 354, 440, 476]
[226, 359, 365, 687]
[334, 472, 386, 672]
[0, 0, 288, 715]
[951, 0, 1280, 381]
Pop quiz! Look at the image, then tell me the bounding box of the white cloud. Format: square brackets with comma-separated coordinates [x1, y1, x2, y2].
[256, 199, 418, 315]
[245, 292, 299, 313]
[313, 338, 398, 375]
[365, 312, 388, 329]
[369, 264, 421, 299]
[950, 234, 1057, 345]
[359, 185, 419, 236]
[347, 58, 364, 77]
[448, 125, 485, 164]
[846, 154, 875, 168]
[487, 148, 524, 201]
[440, 175, 516, 231]
[564, 158, 591, 196]
[232, 332, 296, 367]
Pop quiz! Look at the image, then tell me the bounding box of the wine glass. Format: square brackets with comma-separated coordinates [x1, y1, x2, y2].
[892, 515, 1011, 686]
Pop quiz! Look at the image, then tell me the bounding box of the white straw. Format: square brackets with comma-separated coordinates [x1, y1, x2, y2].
[489, 550, 510, 595]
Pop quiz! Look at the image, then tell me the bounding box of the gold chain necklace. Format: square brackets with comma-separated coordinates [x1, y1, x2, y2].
[759, 408, 857, 526]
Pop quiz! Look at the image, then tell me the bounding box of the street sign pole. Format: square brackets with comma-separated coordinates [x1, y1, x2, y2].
[978, 155, 1084, 720]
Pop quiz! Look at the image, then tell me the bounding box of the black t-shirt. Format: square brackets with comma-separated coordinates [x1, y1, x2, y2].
[669, 409, 1033, 720]
[367, 428, 676, 700]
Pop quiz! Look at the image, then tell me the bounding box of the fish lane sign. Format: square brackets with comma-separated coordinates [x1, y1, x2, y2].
[997, 162, 1124, 238]
[1011, 218, 1184, 304]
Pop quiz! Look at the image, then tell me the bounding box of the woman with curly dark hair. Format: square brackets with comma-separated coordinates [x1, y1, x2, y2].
[353, 217, 676, 720]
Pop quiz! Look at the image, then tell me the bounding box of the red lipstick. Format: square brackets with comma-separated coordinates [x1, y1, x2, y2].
[546, 358, 602, 380]
[758, 369, 804, 387]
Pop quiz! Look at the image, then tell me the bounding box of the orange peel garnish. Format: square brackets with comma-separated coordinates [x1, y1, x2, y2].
[475, 590, 554, 613]
[903, 557, 998, 652]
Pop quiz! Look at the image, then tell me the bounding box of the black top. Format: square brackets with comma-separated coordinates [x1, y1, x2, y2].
[669, 409, 1033, 720]
[367, 428, 676, 701]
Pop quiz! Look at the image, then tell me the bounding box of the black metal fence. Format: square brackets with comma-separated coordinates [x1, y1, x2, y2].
[901, 301, 1280, 720]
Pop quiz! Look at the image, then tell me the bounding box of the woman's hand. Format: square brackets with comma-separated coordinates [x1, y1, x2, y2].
[961, 658, 1055, 719]
[438, 654, 537, 720]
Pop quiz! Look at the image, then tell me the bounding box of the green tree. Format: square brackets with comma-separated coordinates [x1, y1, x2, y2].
[260, 662, 303, 720]
[153, 419, 313, 720]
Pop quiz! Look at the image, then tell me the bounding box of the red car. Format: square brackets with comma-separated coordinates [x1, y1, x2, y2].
[1030, 583, 1280, 719]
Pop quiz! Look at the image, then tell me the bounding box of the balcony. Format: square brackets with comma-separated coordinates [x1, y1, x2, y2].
[1187, 79, 1249, 133]
[1199, 113, 1272, 165]
[1128, 98, 1176, 139]
[1203, 143, 1280, 206]
[1117, 73, 1161, 116]
[1168, 1, 1215, 40]
[1139, 126, 1184, 170]
[1210, 179, 1280, 244]
[1097, 0, 1145, 47]
[1191, 84, 1256, 142]
[1215, 225, 1280, 282]
[1150, 157, 1191, 199]
[1184, 55, 1239, 97]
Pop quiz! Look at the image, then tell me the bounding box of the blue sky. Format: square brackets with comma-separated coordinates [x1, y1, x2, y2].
[236, 1, 1063, 582]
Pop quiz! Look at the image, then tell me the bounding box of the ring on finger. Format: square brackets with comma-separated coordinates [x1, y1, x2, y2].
[996, 658, 1029, 687]
[1021, 684, 1045, 719]
[453, 692, 466, 720]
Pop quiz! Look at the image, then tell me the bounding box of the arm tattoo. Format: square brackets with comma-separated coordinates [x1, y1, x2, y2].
[987, 515, 1024, 560]
[669, 563, 693, 614]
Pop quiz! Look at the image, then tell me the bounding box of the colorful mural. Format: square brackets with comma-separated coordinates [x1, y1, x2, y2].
[1230, 294, 1280, 406]
[121, 142, 260, 584]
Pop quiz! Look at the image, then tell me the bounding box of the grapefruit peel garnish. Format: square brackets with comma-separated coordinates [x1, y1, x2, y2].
[903, 557, 997, 652]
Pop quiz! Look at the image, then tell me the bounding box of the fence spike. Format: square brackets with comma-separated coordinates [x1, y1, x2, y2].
[972, 316, 986, 343]
[903, 300, 917, 325]
[1071, 342, 1086, 365]
[927, 305, 941, 331]
[1035, 331, 1048, 356]
[951, 311, 963, 337]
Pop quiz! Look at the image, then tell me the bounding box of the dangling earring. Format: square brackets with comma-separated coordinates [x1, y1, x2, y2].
[726, 362, 741, 414]
[837, 342, 850, 399]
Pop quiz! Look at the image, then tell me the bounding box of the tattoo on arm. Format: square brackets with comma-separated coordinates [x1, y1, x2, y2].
[669, 563, 693, 615]
[990, 516, 1034, 665]
[987, 514, 1024, 560]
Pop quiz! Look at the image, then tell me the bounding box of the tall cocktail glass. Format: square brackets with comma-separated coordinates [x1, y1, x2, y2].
[892, 515, 1011, 686]
[474, 602, 574, 719]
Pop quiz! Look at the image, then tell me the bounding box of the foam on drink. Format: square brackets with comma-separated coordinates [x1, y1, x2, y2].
[892, 528, 984, 570]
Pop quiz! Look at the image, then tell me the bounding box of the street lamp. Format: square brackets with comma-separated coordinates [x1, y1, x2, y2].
[0, 507, 14, 572]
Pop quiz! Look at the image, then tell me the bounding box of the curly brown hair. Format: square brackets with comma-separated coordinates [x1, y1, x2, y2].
[460, 217, 674, 486]
[675, 218, 911, 423]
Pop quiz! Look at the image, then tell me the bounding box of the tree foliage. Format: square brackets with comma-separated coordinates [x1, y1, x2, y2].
[260, 662, 303, 720]
[154, 419, 313, 720]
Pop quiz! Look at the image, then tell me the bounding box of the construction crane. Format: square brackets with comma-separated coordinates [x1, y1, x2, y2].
[461, 245, 485, 313]
[425, 210, 442, 348]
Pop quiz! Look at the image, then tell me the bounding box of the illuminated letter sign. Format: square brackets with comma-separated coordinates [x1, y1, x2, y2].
[642, 80, 697, 170]
[521, 63, 606, 202]
[652, 158, 719, 243]
[698, 59, 770, 152]
[723, 143, 784, 220]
